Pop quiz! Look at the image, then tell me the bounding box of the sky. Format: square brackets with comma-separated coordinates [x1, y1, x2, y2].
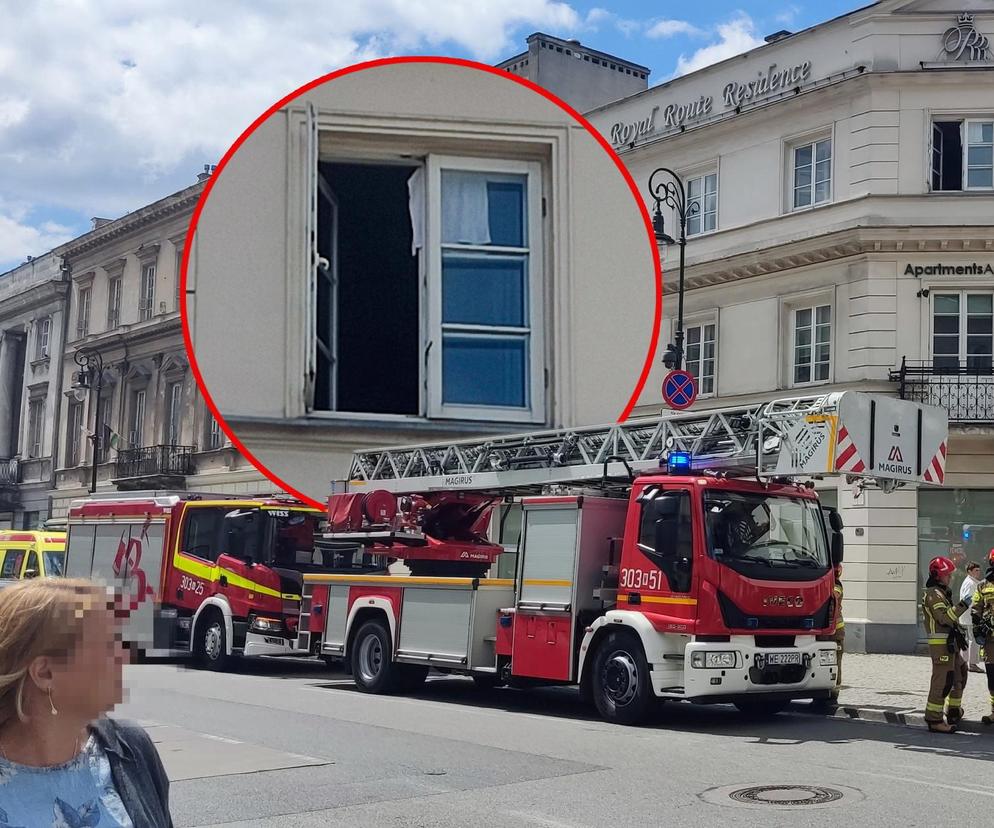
[0, 0, 863, 273]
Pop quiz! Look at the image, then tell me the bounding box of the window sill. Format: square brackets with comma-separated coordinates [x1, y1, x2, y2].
[926, 189, 994, 196]
[786, 199, 833, 216]
[226, 413, 543, 436]
[30, 357, 50, 369]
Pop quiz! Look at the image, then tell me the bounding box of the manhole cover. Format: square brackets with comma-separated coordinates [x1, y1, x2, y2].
[729, 785, 843, 806]
[699, 783, 862, 811]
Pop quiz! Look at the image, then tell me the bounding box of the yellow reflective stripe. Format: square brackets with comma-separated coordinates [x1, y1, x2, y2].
[618, 593, 699, 606]
[304, 574, 477, 586]
[835, 621, 845, 630]
[172, 555, 286, 600]
[925, 702, 945, 712]
[947, 698, 963, 708]
[926, 637, 947, 645]
[523, 579, 572, 587]
[478, 578, 514, 587]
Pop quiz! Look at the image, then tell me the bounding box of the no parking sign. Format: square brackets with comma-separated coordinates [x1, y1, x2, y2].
[662, 370, 697, 411]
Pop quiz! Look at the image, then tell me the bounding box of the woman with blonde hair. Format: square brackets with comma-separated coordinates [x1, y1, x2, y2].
[0, 578, 172, 826]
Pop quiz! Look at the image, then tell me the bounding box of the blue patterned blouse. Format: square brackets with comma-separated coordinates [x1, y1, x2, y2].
[0, 733, 133, 827]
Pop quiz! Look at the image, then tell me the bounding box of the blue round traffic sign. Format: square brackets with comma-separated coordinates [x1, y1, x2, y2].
[662, 369, 697, 410]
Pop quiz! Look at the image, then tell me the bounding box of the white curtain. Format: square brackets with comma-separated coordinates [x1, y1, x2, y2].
[441, 171, 491, 245]
[407, 166, 425, 256]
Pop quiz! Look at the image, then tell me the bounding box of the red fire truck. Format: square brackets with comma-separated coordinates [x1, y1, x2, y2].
[64, 492, 382, 669]
[296, 391, 948, 724]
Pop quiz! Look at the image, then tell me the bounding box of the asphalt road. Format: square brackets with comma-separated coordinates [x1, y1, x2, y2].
[117, 658, 994, 827]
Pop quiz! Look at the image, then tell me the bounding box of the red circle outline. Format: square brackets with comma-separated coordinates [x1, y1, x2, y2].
[180, 55, 663, 510]
[662, 369, 697, 411]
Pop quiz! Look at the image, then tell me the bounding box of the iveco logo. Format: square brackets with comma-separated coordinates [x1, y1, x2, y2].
[762, 595, 804, 608]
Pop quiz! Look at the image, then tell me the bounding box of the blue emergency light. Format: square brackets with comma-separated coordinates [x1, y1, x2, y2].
[964, 528, 971, 540]
[667, 451, 692, 473]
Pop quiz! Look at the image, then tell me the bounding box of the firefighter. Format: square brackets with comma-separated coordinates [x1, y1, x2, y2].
[831, 565, 844, 701]
[922, 556, 972, 732]
[971, 551, 994, 725]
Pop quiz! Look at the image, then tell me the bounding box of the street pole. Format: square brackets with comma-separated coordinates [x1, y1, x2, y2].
[73, 348, 104, 494]
[647, 167, 697, 372]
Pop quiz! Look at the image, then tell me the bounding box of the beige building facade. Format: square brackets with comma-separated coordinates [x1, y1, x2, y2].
[587, 0, 994, 652]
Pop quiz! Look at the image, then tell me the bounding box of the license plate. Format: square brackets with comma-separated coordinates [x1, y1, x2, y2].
[761, 652, 802, 666]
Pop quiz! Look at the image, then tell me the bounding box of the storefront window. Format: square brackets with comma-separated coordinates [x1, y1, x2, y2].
[918, 488, 994, 635]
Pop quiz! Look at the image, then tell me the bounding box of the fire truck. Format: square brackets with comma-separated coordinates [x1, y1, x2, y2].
[64, 492, 383, 669]
[296, 391, 948, 724]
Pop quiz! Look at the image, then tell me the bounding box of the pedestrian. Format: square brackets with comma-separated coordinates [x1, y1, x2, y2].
[0, 578, 173, 826]
[961, 560, 983, 672]
[832, 564, 844, 702]
[921, 556, 972, 733]
[971, 552, 994, 725]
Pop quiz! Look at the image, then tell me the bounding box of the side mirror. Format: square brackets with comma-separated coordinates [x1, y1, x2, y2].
[828, 509, 844, 533]
[831, 533, 844, 567]
[23, 568, 39, 579]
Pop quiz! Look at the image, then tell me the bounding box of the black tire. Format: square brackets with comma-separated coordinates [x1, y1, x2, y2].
[350, 619, 401, 693]
[194, 610, 230, 672]
[734, 698, 790, 717]
[591, 630, 655, 725]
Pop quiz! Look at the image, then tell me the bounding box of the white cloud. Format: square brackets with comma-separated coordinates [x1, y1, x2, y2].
[0, 0, 580, 268]
[0, 208, 75, 271]
[674, 13, 764, 76]
[646, 19, 705, 39]
[776, 5, 802, 26]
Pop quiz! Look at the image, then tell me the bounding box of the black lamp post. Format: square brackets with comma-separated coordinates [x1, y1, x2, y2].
[73, 349, 104, 493]
[647, 168, 699, 371]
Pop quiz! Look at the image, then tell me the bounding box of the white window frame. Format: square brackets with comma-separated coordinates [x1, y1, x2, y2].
[685, 170, 718, 237]
[66, 402, 83, 467]
[930, 290, 994, 371]
[77, 286, 91, 338]
[129, 389, 146, 448]
[139, 265, 156, 322]
[108, 276, 122, 328]
[27, 399, 44, 458]
[175, 248, 184, 311]
[35, 317, 51, 360]
[965, 118, 994, 192]
[788, 134, 833, 212]
[206, 412, 223, 450]
[425, 155, 545, 424]
[683, 318, 717, 397]
[166, 381, 183, 445]
[790, 303, 833, 387]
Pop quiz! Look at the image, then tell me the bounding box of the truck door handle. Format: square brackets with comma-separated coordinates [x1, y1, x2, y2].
[219, 575, 228, 587]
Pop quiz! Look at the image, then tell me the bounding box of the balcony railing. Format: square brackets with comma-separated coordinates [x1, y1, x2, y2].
[891, 358, 994, 423]
[114, 444, 195, 481]
[0, 458, 19, 487]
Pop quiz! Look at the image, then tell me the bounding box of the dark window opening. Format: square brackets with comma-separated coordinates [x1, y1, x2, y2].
[933, 121, 963, 191]
[316, 162, 420, 415]
[181, 507, 226, 562]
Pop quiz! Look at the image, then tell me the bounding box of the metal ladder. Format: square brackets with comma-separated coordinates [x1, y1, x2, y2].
[341, 393, 849, 495]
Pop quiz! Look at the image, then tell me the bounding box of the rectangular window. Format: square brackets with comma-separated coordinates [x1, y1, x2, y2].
[129, 390, 146, 448]
[429, 157, 544, 422]
[66, 402, 83, 467]
[139, 265, 156, 322]
[207, 413, 223, 450]
[932, 292, 993, 372]
[792, 138, 832, 209]
[166, 381, 183, 445]
[97, 393, 113, 463]
[35, 317, 51, 360]
[686, 173, 718, 236]
[27, 399, 44, 458]
[175, 249, 183, 311]
[793, 304, 832, 385]
[181, 507, 225, 562]
[932, 119, 994, 191]
[685, 322, 716, 395]
[77, 287, 91, 338]
[107, 277, 122, 328]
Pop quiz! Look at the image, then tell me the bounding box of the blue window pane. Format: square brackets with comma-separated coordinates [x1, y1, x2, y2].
[487, 181, 525, 247]
[442, 335, 527, 407]
[443, 253, 526, 326]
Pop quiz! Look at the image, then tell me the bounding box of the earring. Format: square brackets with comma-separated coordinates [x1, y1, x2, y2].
[48, 687, 58, 716]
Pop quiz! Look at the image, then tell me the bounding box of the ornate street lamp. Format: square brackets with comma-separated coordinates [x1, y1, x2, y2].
[72, 349, 104, 493]
[647, 167, 699, 371]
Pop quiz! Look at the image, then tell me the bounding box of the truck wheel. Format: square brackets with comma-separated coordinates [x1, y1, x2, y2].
[591, 630, 654, 725]
[351, 619, 401, 694]
[195, 611, 230, 672]
[734, 699, 790, 717]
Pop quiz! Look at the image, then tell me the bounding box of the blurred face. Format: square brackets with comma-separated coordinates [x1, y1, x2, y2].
[46, 606, 126, 721]
[969, 566, 981, 578]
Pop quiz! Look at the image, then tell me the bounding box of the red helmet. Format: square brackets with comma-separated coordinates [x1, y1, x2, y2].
[988, 548, 994, 567]
[929, 556, 956, 578]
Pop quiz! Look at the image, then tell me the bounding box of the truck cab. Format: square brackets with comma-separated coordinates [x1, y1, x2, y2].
[0, 531, 67, 585]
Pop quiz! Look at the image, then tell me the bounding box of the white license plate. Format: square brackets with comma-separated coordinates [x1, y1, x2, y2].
[762, 652, 802, 666]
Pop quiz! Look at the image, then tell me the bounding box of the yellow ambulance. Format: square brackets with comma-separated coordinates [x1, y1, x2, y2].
[0, 531, 67, 581]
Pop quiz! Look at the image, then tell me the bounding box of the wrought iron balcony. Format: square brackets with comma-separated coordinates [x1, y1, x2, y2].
[113, 444, 195, 488]
[0, 458, 19, 487]
[890, 358, 994, 423]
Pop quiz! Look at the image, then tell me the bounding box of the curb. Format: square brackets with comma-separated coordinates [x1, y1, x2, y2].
[792, 702, 990, 734]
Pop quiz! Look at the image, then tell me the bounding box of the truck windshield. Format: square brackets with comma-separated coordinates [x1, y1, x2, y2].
[704, 491, 829, 575]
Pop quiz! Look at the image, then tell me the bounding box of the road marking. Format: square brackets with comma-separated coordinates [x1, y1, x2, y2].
[842, 765, 994, 798]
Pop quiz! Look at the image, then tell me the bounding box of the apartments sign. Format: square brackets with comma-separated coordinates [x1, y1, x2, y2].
[609, 60, 813, 146]
[905, 263, 994, 277]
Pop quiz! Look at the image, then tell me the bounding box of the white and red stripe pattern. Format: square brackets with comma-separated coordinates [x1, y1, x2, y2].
[923, 440, 947, 484]
[834, 426, 866, 473]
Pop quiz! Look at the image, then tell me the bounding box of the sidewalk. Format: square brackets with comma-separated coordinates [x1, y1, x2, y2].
[794, 652, 994, 732]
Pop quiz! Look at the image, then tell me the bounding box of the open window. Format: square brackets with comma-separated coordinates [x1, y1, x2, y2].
[305, 126, 546, 424]
[932, 119, 994, 191]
